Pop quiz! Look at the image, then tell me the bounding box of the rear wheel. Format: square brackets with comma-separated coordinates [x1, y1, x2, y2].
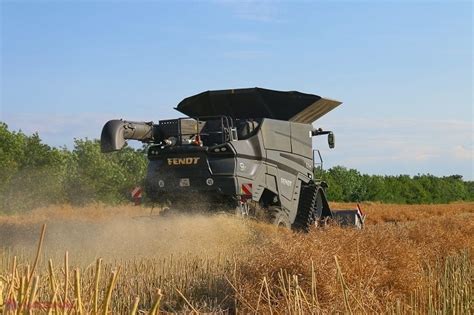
[269, 206, 291, 228]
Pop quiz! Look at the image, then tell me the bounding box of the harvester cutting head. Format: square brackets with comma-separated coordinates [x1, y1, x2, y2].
[100, 88, 364, 230]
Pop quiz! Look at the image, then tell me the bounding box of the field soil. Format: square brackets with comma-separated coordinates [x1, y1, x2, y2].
[1, 202, 473, 314]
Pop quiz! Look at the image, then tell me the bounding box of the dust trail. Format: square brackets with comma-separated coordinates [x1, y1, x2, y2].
[0, 204, 253, 265]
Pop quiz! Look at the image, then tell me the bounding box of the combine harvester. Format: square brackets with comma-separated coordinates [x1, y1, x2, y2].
[100, 88, 364, 230]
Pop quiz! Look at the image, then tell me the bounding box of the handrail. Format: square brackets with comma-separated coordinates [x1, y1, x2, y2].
[313, 149, 324, 179]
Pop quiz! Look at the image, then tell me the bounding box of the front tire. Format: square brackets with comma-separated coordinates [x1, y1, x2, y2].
[269, 206, 291, 228]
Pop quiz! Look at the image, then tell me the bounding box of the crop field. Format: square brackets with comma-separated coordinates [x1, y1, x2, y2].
[0, 202, 473, 314]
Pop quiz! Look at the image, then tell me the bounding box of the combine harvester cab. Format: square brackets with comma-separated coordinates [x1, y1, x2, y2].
[100, 88, 365, 230]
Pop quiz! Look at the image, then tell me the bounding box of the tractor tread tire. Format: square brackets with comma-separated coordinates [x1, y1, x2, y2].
[292, 183, 323, 232]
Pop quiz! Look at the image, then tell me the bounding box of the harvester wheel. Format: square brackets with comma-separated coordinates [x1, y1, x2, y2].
[269, 206, 291, 228]
[293, 183, 323, 232]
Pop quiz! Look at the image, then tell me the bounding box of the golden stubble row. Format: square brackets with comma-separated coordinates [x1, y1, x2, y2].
[0, 202, 473, 313]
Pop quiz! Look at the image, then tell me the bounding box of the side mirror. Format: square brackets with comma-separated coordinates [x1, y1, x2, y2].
[328, 132, 335, 149]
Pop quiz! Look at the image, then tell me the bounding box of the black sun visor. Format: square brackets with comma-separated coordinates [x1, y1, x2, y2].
[175, 87, 342, 123]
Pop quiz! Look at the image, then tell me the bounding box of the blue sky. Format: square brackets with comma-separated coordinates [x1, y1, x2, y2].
[1, 0, 472, 179]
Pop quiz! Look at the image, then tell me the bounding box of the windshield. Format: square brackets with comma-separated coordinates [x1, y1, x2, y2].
[157, 116, 234, 147]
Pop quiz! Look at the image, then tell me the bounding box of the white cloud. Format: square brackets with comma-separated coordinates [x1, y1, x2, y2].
[453, 145, 473, 160]
[4, 113, 107, 134]
[316, 117, 472, 133]
[223, 50, 269, 60]
[209, 32, 263, 43]
[215, 0, 281, 22]
[313, 116, 473, 178]
[2, 112, 122, 148]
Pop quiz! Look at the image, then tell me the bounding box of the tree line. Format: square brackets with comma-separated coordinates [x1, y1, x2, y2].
[0, 123, 147, 212]
[0, 123, 472, 213]
[320, 167, 472, 204]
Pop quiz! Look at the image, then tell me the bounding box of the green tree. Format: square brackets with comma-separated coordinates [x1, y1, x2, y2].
[0, 123, 25, 193]
[64, 139, 147, 204]
[0, 123, 70, 212]
[2, 122, 472, 212]
[322, 166, 365, 202]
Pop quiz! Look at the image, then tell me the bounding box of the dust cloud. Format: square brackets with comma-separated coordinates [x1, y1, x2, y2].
[0, 205, 254, 265]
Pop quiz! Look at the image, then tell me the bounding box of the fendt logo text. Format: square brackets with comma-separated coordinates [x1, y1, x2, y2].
[280, 177, 292, 187]
[167, 157, 200, 166]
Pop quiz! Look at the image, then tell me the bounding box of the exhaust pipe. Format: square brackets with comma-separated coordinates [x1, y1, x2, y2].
[100, 120, 157, 153]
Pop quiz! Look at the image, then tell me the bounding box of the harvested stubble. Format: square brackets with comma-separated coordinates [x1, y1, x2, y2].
[0, 202, 473, 314]
[330, 201, 474, 225]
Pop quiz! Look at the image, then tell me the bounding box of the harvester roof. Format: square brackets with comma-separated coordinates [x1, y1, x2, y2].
[175, 87, 342, 123]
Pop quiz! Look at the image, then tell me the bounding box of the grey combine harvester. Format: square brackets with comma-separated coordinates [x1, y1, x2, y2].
[100, 88, 364, 230]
